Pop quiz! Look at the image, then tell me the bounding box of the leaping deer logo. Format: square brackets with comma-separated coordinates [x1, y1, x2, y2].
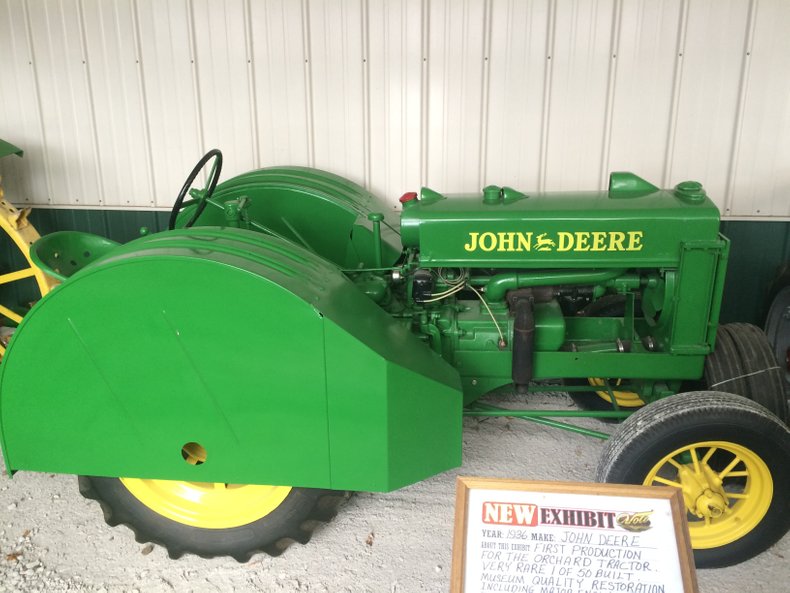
[535, 233, 556, 252]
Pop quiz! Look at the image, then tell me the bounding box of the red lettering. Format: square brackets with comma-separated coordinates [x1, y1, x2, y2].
[482, 502, 539, 526]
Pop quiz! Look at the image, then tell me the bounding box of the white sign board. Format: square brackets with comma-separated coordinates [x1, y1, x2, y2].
[451, 478, 698, 593]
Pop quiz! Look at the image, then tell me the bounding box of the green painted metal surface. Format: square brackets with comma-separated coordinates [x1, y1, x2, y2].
[0, 140, 23, 160]
[464, 403, 616, 440]
[176, 166, 401, 270]
[324, 322, 461, 489]
[400, 184, 720, 268]
[395, 175, 726, 408]
[30, 231, 120, 281]
[0, 228, 462, 491]
[482, 269, 626, 302]
[670, 240, 728, 354]
[0, 163, 742, 493]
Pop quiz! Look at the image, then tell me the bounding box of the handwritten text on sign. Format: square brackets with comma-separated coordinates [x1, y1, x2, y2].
[457, 482, 695, 593]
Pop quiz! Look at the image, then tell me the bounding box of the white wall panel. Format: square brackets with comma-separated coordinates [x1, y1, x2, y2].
[0, 0, 789, 218]
[544, 0, 615, 190]
[192, 0, 256, 181]
[0, 0, 49, 204]
[81, 0, 151, 207]
[249, 0, 311, 168]
[668, 0, 750, 204]
[367, 0, 423, 204]
[607, 0, 683, 187]
[308, 0, 366, 184]
[483, 0, 550, 190]
[425, 0, 486, 192]
[135, 0, 201, 208]
[24, 0, 102, 206]
[729, 0, 790, 217]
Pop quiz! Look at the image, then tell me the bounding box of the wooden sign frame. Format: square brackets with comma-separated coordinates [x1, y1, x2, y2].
[451, 477, 698, 593]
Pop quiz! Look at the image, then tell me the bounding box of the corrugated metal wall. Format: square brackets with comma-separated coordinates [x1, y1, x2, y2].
[0, 0, 788, 218]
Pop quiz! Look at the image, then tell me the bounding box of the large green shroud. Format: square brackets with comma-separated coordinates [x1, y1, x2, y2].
[0, 228, 462, 492]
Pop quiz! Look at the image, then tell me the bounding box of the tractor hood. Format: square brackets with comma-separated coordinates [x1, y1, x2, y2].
[399, 173, 720, 268]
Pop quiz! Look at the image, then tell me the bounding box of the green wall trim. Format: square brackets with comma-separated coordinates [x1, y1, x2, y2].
[0, 209, 169, 315]
[719, 220, 790, 325]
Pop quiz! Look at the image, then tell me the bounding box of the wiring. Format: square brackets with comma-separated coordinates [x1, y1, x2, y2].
[435, 267, 467, 286]
[467, 284, 507, 347]
[421, 283, 466, 303]
[420, 268, 468, 303]
[418, 269, 507, 347]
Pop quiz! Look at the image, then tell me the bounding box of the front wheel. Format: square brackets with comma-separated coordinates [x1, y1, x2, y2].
[79, 476, 343, 561]
[596, 391, 790, 568]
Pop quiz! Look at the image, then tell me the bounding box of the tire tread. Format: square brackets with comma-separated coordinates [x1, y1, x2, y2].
[78, 476, 346, 562]
[704, 323, 788, 423]
[597, 391, 790, 567]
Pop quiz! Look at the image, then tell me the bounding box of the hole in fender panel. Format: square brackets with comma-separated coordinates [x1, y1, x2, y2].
[181, 442, 207, 465]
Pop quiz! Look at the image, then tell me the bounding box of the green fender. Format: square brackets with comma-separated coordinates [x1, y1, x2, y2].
[178, 166, 401, 269]
[0, 227, 462, 492]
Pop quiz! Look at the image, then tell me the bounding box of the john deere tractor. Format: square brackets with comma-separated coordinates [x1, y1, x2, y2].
[0, 150, 787, 567]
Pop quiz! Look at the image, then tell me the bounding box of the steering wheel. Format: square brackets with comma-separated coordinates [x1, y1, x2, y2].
[168, 149, 223, 230]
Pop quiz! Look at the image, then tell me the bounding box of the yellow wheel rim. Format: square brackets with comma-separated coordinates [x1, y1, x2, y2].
[643, 441, 773, 549]
[120, 478, 292, 529]
[588, 378, 645, 407]
[0, 194, 58, 355]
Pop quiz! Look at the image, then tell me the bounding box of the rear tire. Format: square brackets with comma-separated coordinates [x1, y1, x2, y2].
[597, 391, 790, 567]
[79, 476, 344, 561]
[704, 323, 788, 423]
[765, 286, 790, 386]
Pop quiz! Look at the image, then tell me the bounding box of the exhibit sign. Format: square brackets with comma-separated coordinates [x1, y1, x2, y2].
[451, 478, 698, 593]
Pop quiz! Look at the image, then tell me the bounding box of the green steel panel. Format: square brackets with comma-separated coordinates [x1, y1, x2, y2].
[323, 326, 391, 489]
[453, 351, 705, 382]
[669, 242, 723, 354]
[0, 175, 784, 496]
[385, 363, 461, 487]
[0, 140, 23, 159]
[1, 227, 462, 492]
[1, 245, 332, 486]
[400, 188, 721, 268]
[324, 321, 462, 491]
[452, 300, 566, 357]
[177, 166, 401, 269]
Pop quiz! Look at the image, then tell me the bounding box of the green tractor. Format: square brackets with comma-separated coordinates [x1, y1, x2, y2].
[0, 150, 787, 567]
